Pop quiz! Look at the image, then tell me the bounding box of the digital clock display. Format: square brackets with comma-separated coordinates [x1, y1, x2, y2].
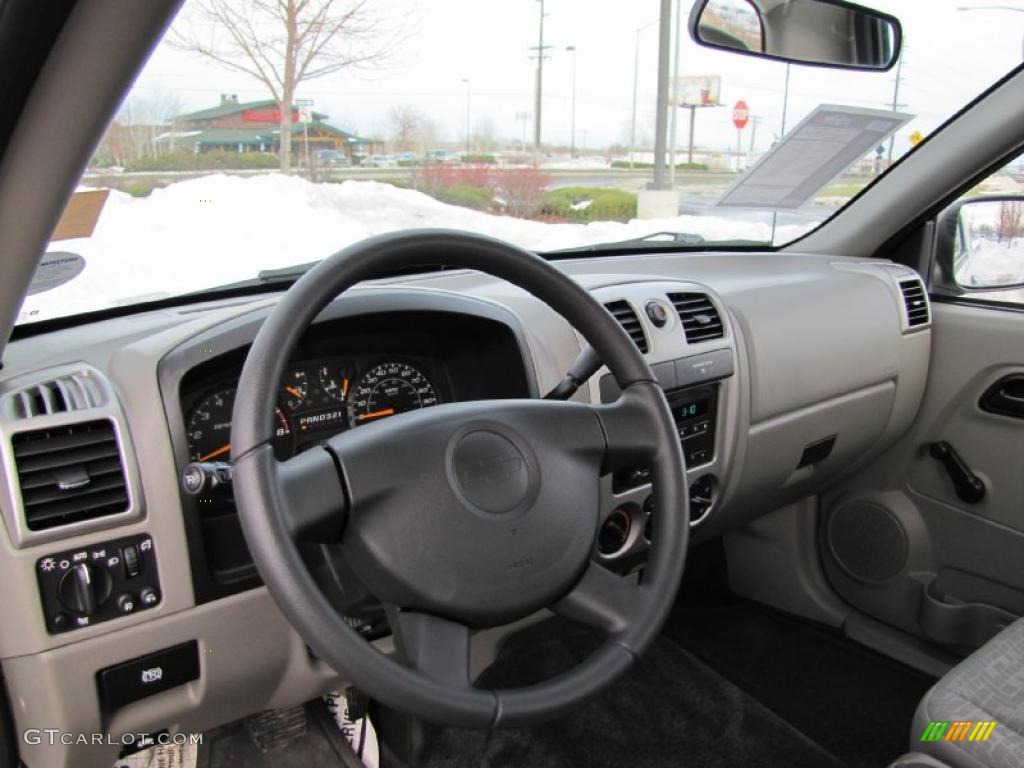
[672, 398, 709, 421]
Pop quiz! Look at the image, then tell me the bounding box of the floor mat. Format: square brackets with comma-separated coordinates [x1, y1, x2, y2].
[414, 618, 845, 768]
[196, 701, 359, 768]
[665, 601, 936, 768]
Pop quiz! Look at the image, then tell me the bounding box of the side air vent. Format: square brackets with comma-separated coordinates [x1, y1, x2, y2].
[604, 300, 649, 353]
[899, 279, 930, 328]
[669, 292, 725, 343]
[4, 372, 104, 420]
[11, 420, 129, 531]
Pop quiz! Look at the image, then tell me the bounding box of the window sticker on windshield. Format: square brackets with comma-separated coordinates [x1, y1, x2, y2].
[715, 105, 913, 211]
[26, 252, 86, 296]
[51, 189, 109, 242]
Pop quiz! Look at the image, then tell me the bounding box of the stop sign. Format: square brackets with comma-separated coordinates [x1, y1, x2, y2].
[732, 100, 750, 130]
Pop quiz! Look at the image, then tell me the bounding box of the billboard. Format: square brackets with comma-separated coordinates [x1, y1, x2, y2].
[672, 75, 721, 107]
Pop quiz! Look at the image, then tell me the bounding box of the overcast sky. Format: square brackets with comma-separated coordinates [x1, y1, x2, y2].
[130, 0, 1023, 157]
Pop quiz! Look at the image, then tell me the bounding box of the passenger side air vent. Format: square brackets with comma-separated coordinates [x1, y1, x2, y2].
[604, 300, 649, 353]
[668, 292, 725, 343]
[10, 420, 129, 531]
[3, 372, 104, 419]
[899, 278, 930, 328]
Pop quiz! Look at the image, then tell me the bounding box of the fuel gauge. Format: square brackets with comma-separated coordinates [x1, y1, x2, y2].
[318, 364, 351, 403]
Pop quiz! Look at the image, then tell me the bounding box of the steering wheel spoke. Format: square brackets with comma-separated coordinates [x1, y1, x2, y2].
[551, 561, 650, 635]
[391, 608, 473, 688]
[275, 446, 348, 542]
[593, 384, 665, 473]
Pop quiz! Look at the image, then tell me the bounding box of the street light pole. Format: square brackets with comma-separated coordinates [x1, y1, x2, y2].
[566, 45, 577, 158]
[461, 78, 471, 155]
[669, 0, 683, 186]
[630, 19, 657, 169]
[651, 0, 673, 190]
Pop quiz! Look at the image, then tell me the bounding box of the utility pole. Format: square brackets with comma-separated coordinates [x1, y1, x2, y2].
[887, 48, 906, 164]
[651, 0, 672, 190]
[566, 45, 577, 158]
[530, 0, 550, 162]
[780, 63, 791, 135]
[668, 0, 683, 186]
[462, 78, 471, 155]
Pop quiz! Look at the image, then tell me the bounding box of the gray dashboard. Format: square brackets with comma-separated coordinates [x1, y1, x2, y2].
[0, 249, 931, 768]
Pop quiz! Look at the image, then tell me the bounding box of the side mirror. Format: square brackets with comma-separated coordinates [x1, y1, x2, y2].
[937, 197, 1024, 291]
[689, 0, 902, 71]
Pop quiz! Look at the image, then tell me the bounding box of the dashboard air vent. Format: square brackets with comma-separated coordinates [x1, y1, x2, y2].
[5, 372, 103, 419]
[899, 279, 929, 328]
[11, 419, 129, 531]
[669, 292, 724, 343]
[604, 300, 649, 353]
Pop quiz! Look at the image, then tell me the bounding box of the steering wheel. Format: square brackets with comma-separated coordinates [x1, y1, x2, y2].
[230, 230, 689, 728]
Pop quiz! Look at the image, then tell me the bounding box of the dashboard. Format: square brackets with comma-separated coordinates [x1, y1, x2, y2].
[0, 252, 933, 768]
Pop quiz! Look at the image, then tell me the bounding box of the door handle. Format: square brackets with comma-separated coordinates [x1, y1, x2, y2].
[929, 441, 986, 504]
[980, 374, 1024, 418]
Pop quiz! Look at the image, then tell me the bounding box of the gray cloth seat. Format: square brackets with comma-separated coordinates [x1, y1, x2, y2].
[912, 616, 1024, 768]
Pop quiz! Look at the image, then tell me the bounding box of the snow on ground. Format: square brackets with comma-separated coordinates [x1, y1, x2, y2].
[19, 174, 811, 323]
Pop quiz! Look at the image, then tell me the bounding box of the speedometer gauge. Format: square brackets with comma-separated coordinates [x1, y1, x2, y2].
[348, 362, 439, 425]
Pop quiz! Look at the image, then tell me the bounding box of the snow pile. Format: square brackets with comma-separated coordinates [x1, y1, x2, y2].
[19, 174, 810, 323]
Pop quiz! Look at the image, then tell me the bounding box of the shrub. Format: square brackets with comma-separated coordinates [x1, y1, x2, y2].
[541, 187, 637, 222]
[610, 160, 708, 172]
[435, 185, 493, 210]
[461, 153, 497, 165]
[125, 150, 279, 172]
[493, 167, 551, 218]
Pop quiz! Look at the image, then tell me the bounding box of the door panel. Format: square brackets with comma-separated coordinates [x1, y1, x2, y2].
[821, 300, 1024, 653]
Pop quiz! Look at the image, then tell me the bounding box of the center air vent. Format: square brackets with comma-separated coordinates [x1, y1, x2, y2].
[898, 278, 930, 328]
[605, 300, 649, 353]
[668, 292, 724, 343]
[11, 420, 129, 531]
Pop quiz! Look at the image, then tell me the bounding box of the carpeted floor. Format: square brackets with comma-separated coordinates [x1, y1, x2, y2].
[412, 618, 846, 768]
[664, 599, 936, 768]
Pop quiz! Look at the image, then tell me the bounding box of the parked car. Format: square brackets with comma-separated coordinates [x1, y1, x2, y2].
[310, 149, 350, 167]
[361, 154, 397, 168]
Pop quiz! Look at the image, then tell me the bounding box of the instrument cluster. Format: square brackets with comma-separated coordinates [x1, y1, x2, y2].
[185, 358, 442, 462]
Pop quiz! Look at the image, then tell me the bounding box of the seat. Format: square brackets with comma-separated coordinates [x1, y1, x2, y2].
[911, 616, 1024, 768]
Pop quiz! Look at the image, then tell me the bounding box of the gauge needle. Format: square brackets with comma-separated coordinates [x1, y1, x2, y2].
[357, 408, 395, 421]
[285, 386, 302, 399]
[197, 443, 231, 462]
[341, 378, 349, 398]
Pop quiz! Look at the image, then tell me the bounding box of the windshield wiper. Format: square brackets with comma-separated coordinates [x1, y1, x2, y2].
[543, 231, 768, 255]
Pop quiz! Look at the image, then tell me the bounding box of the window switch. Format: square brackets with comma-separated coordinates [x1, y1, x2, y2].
[122, 545, 141, 578]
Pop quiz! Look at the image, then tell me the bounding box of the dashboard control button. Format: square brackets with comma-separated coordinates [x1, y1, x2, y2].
[58, 562, 111, 616]
[122, 545, 141, 578]
[117, 593, 136, 614]
[646, 300, 670, 328]
[97, 641, 199, 711]
[140, 587, 160, 607]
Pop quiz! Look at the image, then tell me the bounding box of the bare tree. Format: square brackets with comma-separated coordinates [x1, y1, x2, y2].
[173, 0, 403, 171]
[999, 200, 1024, 247]
[386, 105, 424, 152]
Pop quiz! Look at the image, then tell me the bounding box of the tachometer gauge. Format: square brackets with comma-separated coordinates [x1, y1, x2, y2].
[348, 362, 439, 426]
[186, 387, 295, 462]
[318, 364, 351, 403]
[282, 369, 308, 410]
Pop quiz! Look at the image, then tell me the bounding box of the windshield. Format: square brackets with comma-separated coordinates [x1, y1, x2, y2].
[17, 0, 1024, 325]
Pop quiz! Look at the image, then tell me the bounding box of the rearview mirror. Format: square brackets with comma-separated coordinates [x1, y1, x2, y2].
[689, 0, 902, 71]
[939, 198, 1024, 291]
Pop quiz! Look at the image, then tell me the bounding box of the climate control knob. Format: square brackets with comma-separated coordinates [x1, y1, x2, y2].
[58, 562, 112, 616]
